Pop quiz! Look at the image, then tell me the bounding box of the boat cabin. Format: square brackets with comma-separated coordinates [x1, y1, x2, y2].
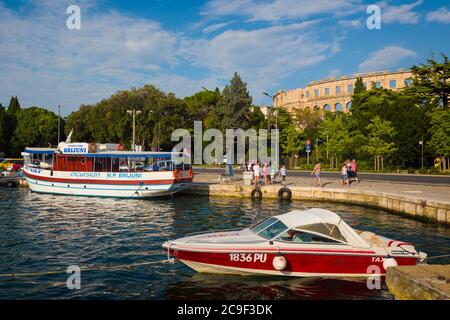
[22, 142, 190, 173]
[250, 209, 371, 248]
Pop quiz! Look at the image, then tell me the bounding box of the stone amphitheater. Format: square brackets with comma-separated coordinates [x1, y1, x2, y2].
[272, 70, 412, 114]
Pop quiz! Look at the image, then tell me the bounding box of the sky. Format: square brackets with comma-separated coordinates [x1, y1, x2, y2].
[0, 0, 449, 115]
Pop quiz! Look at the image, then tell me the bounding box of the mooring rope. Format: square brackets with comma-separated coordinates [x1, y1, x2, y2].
[426, 254, 450, 260]
[0, 259, 174, 278]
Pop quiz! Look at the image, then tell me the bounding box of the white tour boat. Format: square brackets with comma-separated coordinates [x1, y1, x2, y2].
[21, 141, 193, 198]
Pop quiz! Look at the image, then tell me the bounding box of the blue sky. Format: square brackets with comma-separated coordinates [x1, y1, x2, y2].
[0, 0, 449, 115]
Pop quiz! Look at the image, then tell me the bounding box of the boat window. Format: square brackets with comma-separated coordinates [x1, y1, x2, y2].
[257, 220, 288, 240]
[250, 217, 278, 234]
[277, 229, 341, 244]
[295, 223, 347, 243]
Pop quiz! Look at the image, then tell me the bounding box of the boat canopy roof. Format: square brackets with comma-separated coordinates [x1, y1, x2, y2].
[277, 208, 341, 227]
[275, 209, 371, 248]
[81, 151, 183, 159]
[23, 148, 57, 155]
[23, 148, 183, 159]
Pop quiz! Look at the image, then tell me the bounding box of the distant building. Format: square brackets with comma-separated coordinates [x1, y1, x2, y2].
[274, 69, 413, 113]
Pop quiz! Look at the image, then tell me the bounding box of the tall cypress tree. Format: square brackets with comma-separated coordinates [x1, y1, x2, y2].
[7, 96, 21, 113]
[218, 72, 253, 130]
[0, 104, 7, 153]
[5, 96, 21, 155]
[354, 77, 366, 94]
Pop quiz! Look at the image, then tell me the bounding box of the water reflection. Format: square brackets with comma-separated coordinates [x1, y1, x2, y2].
[163, 273, 393, 300]
[0, 189, 448, 299]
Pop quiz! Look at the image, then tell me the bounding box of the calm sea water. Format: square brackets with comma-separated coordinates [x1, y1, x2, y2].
[0, 188, 449, 300]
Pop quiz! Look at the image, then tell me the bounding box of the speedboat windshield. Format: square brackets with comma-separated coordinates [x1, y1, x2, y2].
[250, 217, 288, 240]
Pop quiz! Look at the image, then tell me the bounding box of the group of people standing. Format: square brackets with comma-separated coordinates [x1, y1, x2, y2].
[246, 160, 287, 185]
[341, 159, 359, 186]
[311, 159, 359, 187]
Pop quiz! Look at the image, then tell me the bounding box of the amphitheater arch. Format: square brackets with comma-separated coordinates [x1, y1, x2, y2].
[346, 101, 352, 112]
[335, 102, 343, 112]
[324, 104, 332, 111]
[313, 105, 320, 110]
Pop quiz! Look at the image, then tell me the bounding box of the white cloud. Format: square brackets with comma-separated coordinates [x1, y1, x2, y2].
[203, 21, 235, 33]
[327, 69, 342, 78]
[179, 21, 335, 100]
[380, 0, 422, 24]
[426, 7, 450, 24]
[338, 19, 362, 28]
[358, 46, 417, 72]
[202, 0, 361, 22]
[0, 0, 182, 113]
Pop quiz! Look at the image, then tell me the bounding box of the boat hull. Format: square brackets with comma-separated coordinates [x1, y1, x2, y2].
[23, 168, 192, 198]
[170, 248, 418, 277]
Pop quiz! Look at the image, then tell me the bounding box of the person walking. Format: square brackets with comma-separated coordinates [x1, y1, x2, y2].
[311, 162, 322, 187]
[341, 162, 349, 186]
[351, 159, 359, 183]
[280, 165, 287, 185]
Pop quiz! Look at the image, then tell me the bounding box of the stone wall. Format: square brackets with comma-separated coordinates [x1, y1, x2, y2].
[182, 183, 450, 225]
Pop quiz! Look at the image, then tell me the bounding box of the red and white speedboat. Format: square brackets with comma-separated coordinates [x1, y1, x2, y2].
[163, 209, 427, 277]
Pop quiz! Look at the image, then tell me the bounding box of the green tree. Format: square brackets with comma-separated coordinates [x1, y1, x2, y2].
[10, 107, 60, 155]
[7, 96, 21, 114]
[293, 108, 322, 133]
[350, 87, 428, 167]
[318, 112, 352, 168]
[218, 72, 253, 130]
[281, 124, 303, 157]
[184, 88, 221, 125]
[429, 108, 450, 172]
[410, 53, 450, 108]
[65, 85, 188, 151]
[354, 77, 366, 94]
[361, 116, 397, 171]
[248, 106, 266, 131]
[0, 104, 7, 152]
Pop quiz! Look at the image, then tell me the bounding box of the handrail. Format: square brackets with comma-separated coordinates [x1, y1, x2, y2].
[184, 228, 244, 237]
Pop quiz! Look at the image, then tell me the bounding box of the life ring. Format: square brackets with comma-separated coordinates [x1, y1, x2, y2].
[278, 187, 292, 201]
[251, 188, 263, 200]
[88, 142, 97, 153]
[272, 255, 287, 271]
[118, 144, 124, 151]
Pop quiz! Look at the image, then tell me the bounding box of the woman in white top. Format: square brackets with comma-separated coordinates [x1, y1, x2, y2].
[253, 162, 260, 185]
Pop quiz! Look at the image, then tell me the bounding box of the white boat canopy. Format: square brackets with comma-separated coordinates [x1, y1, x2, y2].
[276, 209, 371, 248]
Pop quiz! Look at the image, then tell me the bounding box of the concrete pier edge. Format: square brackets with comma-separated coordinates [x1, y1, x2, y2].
[181, 183, 450, 226]
[386, 265, 450, 300]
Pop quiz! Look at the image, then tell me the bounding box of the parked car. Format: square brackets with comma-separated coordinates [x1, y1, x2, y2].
[0, 158, 24, 171]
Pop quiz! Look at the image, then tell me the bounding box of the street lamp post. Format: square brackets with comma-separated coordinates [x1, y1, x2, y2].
[127, 109, 142, 151]
[57, 105, 62, 144]
[419, 138, 424, 170]
[149, 110, 161, 151]
[262, 92, 282, 129]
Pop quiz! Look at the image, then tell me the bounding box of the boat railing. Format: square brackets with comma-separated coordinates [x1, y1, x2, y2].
[184, 228, 244, 237]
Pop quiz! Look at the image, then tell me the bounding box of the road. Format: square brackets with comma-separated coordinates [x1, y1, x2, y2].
[194, 167, 450, 186]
